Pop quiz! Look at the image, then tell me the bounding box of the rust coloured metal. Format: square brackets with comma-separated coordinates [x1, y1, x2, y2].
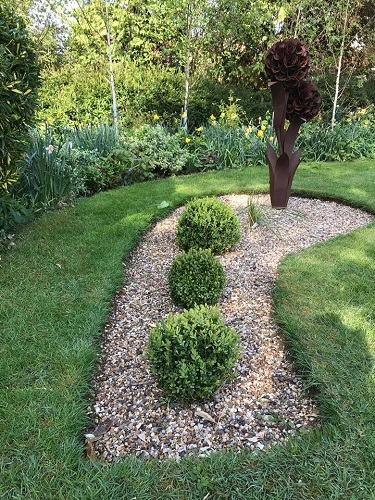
[265, 39, 321, 208]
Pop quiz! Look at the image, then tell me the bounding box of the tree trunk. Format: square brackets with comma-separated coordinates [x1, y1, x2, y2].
[105, 1, 118, 135]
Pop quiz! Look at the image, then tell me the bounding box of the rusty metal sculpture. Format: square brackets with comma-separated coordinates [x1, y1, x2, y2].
[265, 39, 322, 208]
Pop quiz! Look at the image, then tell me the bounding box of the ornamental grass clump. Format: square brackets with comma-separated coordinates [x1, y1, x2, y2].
[176, 197, 241, 255]
[147, 305, 240, 403]
[168, 249, 226, 309]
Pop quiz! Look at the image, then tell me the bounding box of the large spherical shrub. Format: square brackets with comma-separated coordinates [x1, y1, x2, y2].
[168, 248, 226, 308]
[176, 197, 241, 255]
[147, 305, 240, 402]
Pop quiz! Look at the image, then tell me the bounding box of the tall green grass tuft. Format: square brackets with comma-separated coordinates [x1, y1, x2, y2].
[67, 123, 119, 155]
[16, 127, 81, 211]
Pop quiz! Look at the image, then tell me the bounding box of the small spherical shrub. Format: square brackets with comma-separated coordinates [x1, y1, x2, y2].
[176, 197, 241, 254]
[147, 305, 240, 402]
[168, 248, 226, 308]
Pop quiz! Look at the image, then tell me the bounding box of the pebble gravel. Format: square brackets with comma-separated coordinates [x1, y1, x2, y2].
[86, 195, 373, 462]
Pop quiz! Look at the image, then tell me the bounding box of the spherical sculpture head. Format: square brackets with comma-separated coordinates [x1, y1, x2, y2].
[286, 81, 322, 122]
[265, 39, 311, 87]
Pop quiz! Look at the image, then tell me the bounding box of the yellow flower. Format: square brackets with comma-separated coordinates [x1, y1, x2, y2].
[261, 125, 266, 131]
[220, 112, 225, 119]
[269, 136, 274, 142]
[181, 111, 187, 119]
[346, 118, 351, 123]
[153, 114, 159, 120]
[230, 113, 237, 120]
[185, 137, 191, 143]
[210, 114, 216, 121]
[47, 117, 53, 124]
[195, 126, 203, 132]
[257, 130, 264, 139]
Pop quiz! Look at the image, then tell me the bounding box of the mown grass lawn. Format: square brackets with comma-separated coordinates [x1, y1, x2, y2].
[1, 159, 374, 499]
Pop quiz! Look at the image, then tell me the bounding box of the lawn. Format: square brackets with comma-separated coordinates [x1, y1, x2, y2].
[0, 159, 374, 499]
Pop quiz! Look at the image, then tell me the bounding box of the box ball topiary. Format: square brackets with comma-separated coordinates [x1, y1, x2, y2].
[168, 248, 226, 309]
[147, 305, 240, 402]
[176, 197, 241, 255]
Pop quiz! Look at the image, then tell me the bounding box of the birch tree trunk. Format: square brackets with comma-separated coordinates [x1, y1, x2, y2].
[105, 0, 118, 135]
[331, 5, 349, 128]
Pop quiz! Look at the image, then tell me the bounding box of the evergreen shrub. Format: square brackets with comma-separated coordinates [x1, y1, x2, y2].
[147, 305, 240, 402]
[176, 197, 241, 254]
[168, 249, 226, 308]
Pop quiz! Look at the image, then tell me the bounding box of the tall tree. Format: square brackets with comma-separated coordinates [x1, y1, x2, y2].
[281, 0, 375, 119]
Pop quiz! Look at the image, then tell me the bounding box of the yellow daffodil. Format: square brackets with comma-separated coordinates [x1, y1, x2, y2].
[210, 114, 216, 121]
[153, 114, 159, 120]
[181, 111, 187, 119]
[269, 136, 274, 142]
[195, 126, 203, 132]
[185, 137, 191, 143]
[257, 130, 264, 139]
[261, 125, 266, 131]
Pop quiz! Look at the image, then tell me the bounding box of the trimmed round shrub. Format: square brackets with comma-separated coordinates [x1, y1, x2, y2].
[176, 197, 241, 254]
[168, 249, 226, 308]
[147, 305, 240, 402]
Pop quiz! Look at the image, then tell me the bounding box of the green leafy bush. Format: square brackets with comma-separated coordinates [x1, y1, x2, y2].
[0, 3, 39, 230]
[168, 249, 226, 308]
[176, 197, 241, 254]
[147, 305, 240, 402]
[112, 125, 192, 183]
[0, 194, 32, 231]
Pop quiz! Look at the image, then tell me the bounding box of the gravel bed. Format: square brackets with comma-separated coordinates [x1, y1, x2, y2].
[87, 195, 373, 462]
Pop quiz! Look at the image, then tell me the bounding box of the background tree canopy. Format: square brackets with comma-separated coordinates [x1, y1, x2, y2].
[13, 0, 375, 128]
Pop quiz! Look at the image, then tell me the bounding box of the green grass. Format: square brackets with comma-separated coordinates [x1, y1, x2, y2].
[0, 159, 374, 498]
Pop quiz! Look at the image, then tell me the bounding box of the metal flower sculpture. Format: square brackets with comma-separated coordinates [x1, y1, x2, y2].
[265, 39, 321, 208]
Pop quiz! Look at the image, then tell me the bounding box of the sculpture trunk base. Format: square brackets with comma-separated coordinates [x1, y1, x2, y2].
[266, 145, 302, 209]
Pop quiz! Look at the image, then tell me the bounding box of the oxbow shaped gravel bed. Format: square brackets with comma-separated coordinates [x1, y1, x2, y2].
[87, 195, 373, 461]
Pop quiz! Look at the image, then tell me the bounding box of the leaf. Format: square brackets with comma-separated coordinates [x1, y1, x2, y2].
[85, 440, 97, 461]
[195, 409, 216, 423]
[157, 200, 170, 209]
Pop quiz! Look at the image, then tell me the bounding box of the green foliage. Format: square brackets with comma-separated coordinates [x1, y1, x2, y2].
[147, 305, 240, 402]
[298, 110, 375, 162]
[113, 124, 192, 183]
[0, 193, 32, 231]
[168, 248, 226, 308]
[0, 3, 40, 195]
[15, 127, 81, 210]
[67, 123, 119, 155]
[176, 197, 241, 254]
[37, 60, 272, 131]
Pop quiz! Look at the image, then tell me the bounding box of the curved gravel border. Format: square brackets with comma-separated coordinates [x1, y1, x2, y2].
[87, 195, 373, 461]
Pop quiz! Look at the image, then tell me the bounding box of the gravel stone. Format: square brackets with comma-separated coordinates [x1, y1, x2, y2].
[87, 195, 373, 461]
